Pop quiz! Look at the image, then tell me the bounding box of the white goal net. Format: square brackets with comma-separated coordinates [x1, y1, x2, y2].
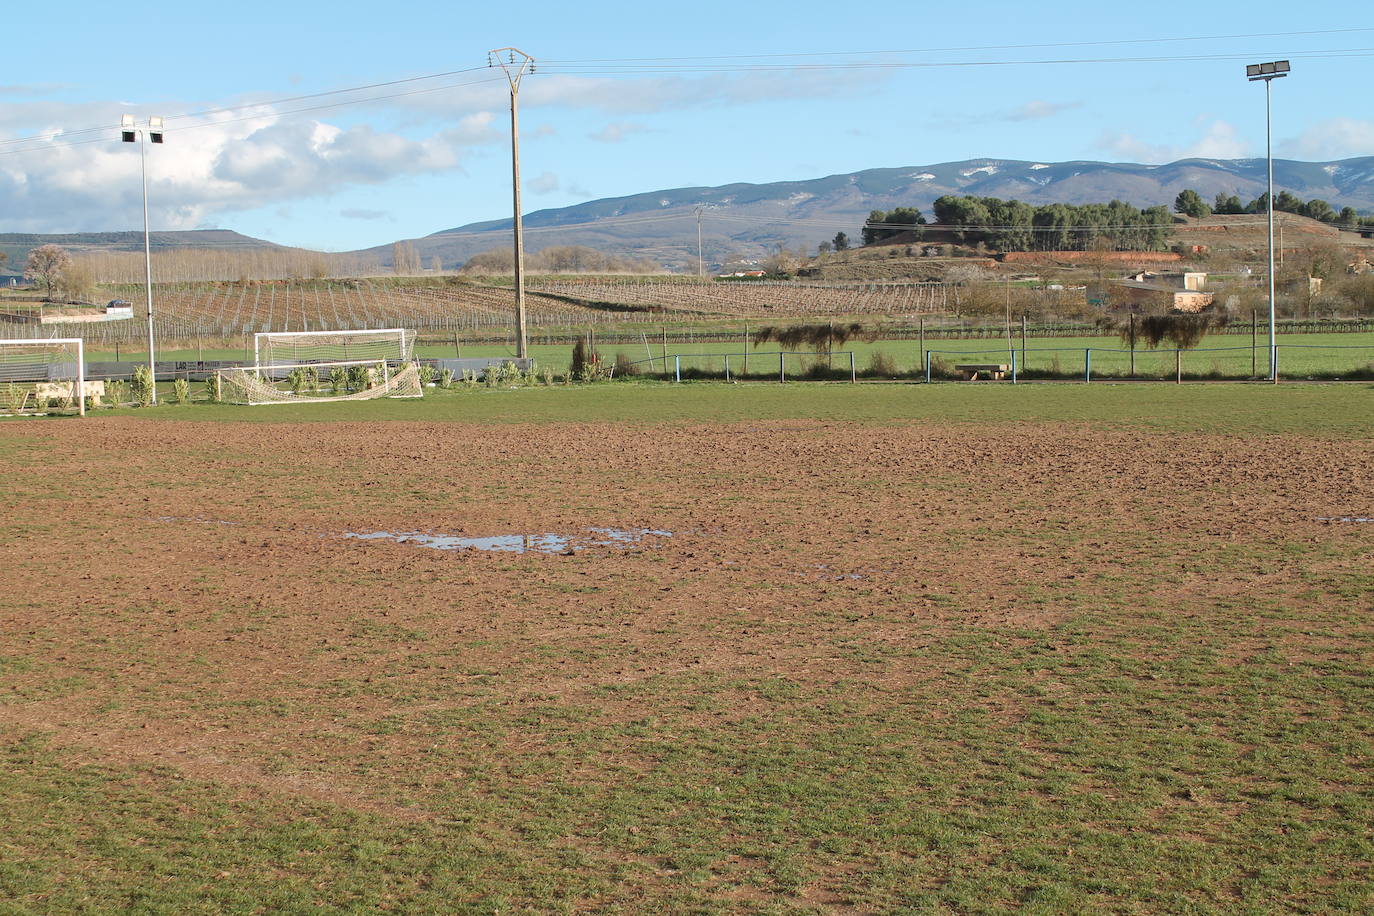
[0, 338, 87, 416]
[215, 359, 423, 406]
[255, 328, 413, 368]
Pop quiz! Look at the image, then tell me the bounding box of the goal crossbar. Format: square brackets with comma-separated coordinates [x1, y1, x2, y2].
[253, 328, 413, 367]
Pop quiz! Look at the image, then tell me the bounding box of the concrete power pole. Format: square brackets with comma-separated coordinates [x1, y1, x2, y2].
[695, 206, 705, 280]
[490, 48, 535, 359]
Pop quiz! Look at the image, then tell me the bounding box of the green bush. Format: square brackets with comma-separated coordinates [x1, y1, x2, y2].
[346, 364, 371, 392]
[172, 378, 191, 405]
[130, 366, 154, 407]
[328, 367, 347, 394]
[287, 367, 309, 395]
[2, 383, 30, 413]
[418, 364, 436, 387]
[438, 368, 454, 389]
[106, 379, 127, 408]
[866, 351, 898, 378]
[204, 375, 221, 404]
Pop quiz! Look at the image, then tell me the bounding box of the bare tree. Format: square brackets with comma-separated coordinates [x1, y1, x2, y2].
[25, 244, 72, 299]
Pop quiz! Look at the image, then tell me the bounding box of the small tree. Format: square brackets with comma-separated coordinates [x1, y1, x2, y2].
[832, 231, 849, 252]
[1173, 189, 1211, 218]
[25, 244, 72, 299]
[129, 365, 154, 407]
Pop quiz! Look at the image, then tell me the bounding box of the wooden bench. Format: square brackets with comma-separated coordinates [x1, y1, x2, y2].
[954, 363, 1009, 381]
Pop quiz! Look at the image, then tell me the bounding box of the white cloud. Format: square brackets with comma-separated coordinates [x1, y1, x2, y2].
[0, 103, 503, 234]
[1097, 120, 1249, 164]
[589, 121, 649, 144]
[528, 171, 560, 194]
[340, 208, 393, 221]
[930, 99, 1081, 130]
[1277, 119, 1374, 160]
[1004, 100, 1082, 122]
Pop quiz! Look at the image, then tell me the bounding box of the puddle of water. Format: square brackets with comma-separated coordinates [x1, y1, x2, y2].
[1316, 516, 1374, 524]
[158, 516, 239, 526]
[811, 564, 868, 581]
[340, 527, 672, 554]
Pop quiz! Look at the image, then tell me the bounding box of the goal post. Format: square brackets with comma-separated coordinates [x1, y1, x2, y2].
[0, 338, 86, 416]
[254, 328, 413, 369]
[216, 359, 423, 406]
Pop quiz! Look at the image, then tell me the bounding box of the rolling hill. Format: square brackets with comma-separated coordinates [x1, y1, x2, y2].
[5, 156, 1373, 277]
[382, 156, 1374, 271]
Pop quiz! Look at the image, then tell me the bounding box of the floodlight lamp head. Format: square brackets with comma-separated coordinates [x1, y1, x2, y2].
[148, 116, 164, 129]
[121, 114, 135, 128]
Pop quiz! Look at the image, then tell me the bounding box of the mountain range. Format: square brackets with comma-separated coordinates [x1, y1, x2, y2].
[5, 156, 1373, 276]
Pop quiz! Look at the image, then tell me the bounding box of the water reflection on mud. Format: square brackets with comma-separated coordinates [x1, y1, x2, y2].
[340, 528, 673, 554]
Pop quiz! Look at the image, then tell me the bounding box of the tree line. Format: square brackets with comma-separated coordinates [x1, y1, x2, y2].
[1173, 188, 1373, 229]
[856, 197, 1174, 252]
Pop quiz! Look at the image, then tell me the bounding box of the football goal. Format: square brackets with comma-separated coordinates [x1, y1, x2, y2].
[0, 338, 87, 416]
[254, 328, 413, 368]
[215, 359, 423, 406]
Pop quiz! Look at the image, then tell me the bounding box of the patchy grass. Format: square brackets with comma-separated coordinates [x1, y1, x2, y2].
[1, 390, 1371, 912]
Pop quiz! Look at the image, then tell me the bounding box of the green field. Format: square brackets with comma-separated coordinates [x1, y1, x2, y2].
[83, 330, 1374, 381]
[2, 384, 1371, 913]
[54, 379, 1374, 439]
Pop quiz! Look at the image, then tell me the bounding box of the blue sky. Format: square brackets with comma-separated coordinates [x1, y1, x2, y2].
[3, 1, 1371, 253]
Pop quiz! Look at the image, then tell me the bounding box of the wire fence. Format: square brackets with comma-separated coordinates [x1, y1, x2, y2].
[922, 343, 1374, 382]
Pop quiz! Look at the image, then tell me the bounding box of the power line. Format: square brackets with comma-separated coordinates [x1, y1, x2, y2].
[540, 27, 1374, 63]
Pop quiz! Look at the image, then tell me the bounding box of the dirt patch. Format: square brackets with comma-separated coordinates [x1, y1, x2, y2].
[2, 415, 1371, 905]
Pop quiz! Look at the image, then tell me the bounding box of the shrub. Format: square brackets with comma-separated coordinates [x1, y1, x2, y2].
[106, 379, 127, 407]
[287, 367, 309, 395]
[613, 352, 639, 377]
[172, 378, 191, 405]
[866, 351, 898, 378]
[328, 367, 347, 394]
[541, 366, 555, 386]
[438, 368, 454, 389]
[204, 375, 221, 404]
[418, 364, 436, 387]
[570, 338, 600, 378]
[130, 365, 154, 407]
[346, 364, 371, 392]
[2, 383, 31, 413]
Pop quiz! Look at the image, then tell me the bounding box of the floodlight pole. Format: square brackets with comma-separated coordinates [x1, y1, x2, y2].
[491, 48, 534, 360]
[1247, 60, 1289, 382]
[122, 115, 164, 403]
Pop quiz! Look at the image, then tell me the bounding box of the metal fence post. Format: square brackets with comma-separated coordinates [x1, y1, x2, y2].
[1085, 348, 1091, 383]
[849, 351, 856, 383]
[724, 354, 731, 382]
[674, 354, 681, 383]
[779, 352, 785, 383]
[1175, 349, 1182, 384]
[925, 349, 932, 384]
[1011, 348, 1018, 385]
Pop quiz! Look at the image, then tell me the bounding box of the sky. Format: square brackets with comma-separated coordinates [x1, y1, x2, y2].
[2, 1, 1372, 254]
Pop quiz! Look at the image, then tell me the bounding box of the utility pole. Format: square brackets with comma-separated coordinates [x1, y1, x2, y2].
[695, 206, 705, 280]
[490, 48, 534, 359]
